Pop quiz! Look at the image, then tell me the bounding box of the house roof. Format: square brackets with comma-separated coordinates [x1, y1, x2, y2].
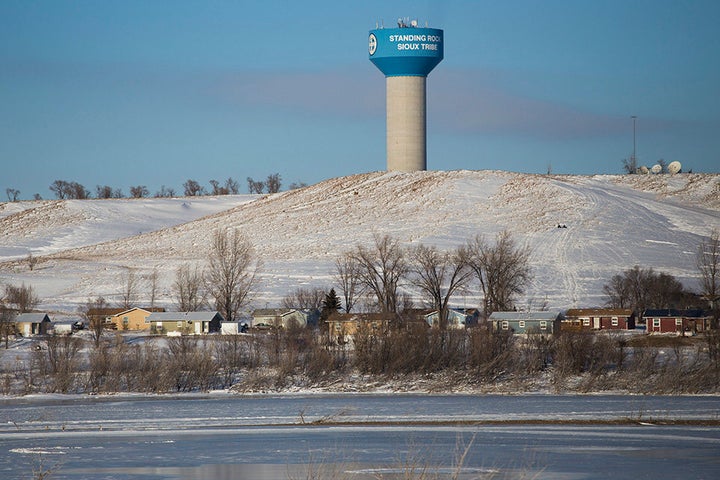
[145, 311, 224, 323]
[326, 312, 391, 323]
[15, 313, 51, 322]
[86, 308, 126, 317]
[565, 308, 634, 317]
[252, 308, 296, 317]
[643, 309, 709, 318]
[489, 311, 561, 321]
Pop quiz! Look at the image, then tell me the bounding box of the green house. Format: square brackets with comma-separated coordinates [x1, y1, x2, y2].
[489, 311, 562, 335]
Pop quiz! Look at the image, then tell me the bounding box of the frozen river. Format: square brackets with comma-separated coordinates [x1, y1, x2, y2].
[1, 394, 719, 479]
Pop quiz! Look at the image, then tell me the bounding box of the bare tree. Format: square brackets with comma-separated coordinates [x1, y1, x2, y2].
[118, 269, 140, 309]
[209, 180, 227, 196]
[246, 177, 265, 194]
[26, 253, 38, 271]
[350, 234, 407, 317]
[281, 287, 325, 310]
[333, 255, 364, 313]
[146, 268, 159, 310]
[407, 244, 471, 329]
[205, 229, 261, 321]
[603, 273, 631, 309]
[464, 231, 532, 318]
[4, 283, 40, 313]
[265, 173, 282, 193]
[697, 229, 720, 321]
[63, 181, 90, 199]
[288, 181, 308, 190]
[49, 180, 70, 199]
[96, 185, 123, 199]
[129, 185, 149, 198]
[0, 307, 16, 349]
[155, 185, 176, 198]
[173, 264, 206, 311]
[225, 177, 240, 194]
[6, 188, 20, 201]
[622, 157, 637, 174]
[603, 266, 688, 314]
[183, 179, 205, 196]
[81, 296, 108, 348]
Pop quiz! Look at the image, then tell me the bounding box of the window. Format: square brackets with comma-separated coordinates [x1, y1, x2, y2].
[519, 321, 525, 328]
[123, 316, 129, 326]
[582, 318, 590, 326]
[653, 319, 660, 328]
[611, 317, 618, 327]
[540, 321, 547, 330]
[177, 321, 183, 328]
[502, 321, 509, 330]
[675, 318, 683, 326]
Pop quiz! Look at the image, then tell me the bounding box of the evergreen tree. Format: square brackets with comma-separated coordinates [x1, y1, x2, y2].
[321, 288, 342, 321]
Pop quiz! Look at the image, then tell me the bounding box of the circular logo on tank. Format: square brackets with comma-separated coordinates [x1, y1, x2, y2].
[368, 33, 377, 55]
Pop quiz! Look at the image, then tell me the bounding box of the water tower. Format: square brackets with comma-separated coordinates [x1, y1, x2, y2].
[369, 19, 444, 172]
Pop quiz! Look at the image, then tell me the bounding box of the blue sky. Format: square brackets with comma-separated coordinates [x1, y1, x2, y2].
[2, 0, 719, 199]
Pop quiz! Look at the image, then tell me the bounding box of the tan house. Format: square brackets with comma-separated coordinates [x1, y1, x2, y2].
[326, 313, 390, 345]
[251, 309, 314, 329]
[108, 308, 157, 331]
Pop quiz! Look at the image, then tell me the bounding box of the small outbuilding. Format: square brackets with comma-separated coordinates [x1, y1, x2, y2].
[14, 313, 52, 336]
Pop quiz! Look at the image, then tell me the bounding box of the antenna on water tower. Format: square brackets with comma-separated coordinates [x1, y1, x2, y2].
[368, 18, 444, 172]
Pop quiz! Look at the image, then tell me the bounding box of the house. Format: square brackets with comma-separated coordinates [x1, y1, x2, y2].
[251, 308, 315, 329]
[424, 308, 480, 329]
[108, 307, 165, 331]
[326, 313, 390, 345]
[564, 308, 636, 331]
[14, 313, 51, 336]
[643, 309, 711, 334]
[145, 311, 224, 335]
[85, 307, 126, 328]
[489, 311, 562, 335]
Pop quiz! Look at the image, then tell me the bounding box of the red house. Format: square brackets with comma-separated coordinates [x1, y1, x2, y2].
[643, 309, 711, 334]
[564, 308, 636, 331]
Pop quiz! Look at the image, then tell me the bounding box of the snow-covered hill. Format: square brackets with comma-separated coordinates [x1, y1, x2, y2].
[1, 171, 718, 314]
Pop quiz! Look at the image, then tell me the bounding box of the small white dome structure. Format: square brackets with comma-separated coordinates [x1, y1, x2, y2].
[650, 164, 662, 174]
[638, 165, 649, 174]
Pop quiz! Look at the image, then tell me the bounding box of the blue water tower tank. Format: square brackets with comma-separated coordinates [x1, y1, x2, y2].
[369, 20, 444, 172]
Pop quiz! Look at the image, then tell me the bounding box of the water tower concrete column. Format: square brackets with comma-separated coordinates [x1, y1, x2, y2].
[369, 20, 443, 172]
[387, 76, 426, 171]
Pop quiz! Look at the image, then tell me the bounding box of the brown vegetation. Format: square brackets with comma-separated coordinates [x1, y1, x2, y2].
[2, 326, 719, 396]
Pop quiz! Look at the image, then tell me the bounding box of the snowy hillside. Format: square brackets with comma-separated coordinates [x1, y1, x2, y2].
[1, 171, 718, 314]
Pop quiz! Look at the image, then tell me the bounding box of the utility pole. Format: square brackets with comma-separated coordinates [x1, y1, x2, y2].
[631, 115, 637, 166]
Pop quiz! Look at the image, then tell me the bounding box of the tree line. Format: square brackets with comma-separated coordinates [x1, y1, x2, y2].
[4, 174, 309, 201]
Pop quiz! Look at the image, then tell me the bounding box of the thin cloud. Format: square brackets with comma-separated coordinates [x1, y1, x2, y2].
[430, 70, 680, 140]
